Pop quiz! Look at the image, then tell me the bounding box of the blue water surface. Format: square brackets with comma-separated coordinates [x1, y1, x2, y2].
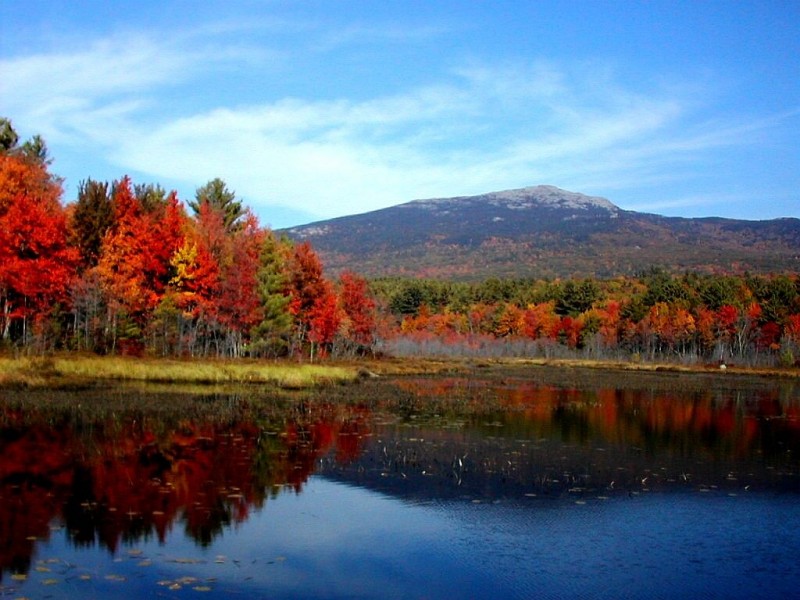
[11, 478, 800, 599]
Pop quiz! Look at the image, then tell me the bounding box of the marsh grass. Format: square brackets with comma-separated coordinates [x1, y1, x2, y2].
[0, 355, 358, 389]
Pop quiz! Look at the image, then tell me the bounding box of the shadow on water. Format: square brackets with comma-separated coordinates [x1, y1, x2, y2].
[0, 366, 797, 597]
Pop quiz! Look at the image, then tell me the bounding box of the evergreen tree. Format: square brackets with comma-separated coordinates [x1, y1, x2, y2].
[250, 233, 293, 356]
[189, 178, 244, 232]
[134, 182, 169, 214]
[71, 179, 114, 268]
[0, 118, 19, 151]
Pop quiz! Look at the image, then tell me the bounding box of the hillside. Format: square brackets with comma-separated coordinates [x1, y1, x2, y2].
[281, 186, 800, 280]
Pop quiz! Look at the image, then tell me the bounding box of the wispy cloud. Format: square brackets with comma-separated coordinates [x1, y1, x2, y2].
[1, 26, 792, 223]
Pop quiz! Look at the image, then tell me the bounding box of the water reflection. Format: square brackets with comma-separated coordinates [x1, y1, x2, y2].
[0, 368, 797, 594]
[0, 390, 371, 582]
[320, 374, 799, 505]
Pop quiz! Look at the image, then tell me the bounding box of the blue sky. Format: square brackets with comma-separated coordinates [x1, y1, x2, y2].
[1, 1, 798, 229]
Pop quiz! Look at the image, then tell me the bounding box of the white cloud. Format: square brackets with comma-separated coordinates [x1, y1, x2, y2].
[2, 27, 792, 224]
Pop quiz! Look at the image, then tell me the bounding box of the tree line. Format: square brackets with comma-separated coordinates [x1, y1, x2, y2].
[371, 269, 800, 367]
[0, 119, 374, 358]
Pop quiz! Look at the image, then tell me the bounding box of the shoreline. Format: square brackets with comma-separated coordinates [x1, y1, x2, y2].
[349, 356, 800, 379]
[0, 354, 796, 390]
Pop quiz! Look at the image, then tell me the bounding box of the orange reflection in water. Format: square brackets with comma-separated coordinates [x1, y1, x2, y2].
[393, 376, 800, 459]
[0, 404, 371, 580]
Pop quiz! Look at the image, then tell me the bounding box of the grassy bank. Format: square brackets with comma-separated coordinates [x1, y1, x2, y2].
[355, 356, 800, 379]
[0, 355, 359, 389]
[1, 354, 796, 391]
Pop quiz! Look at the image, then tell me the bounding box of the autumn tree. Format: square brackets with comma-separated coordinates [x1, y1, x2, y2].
[493, 303, 524, 337]
[166, 206, 223, 355]
[94, 178, 186, 353]
[216, 213, 265, 356]
[521, 301, 559, 340]
[286, 242, 332, 357]
[337, 271, 377, 353]
[0, 126, 77, 347]
[307, 282, 341, 359]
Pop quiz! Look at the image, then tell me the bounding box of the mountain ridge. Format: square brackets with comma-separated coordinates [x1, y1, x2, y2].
[281, 185, 800, 280]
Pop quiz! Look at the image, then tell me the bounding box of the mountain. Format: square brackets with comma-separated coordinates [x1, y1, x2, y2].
[281, 185, 800, 280]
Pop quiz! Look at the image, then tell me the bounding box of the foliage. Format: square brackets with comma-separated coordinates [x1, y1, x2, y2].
[0, 119, 377, 360]
[374, 272, 800, 367]
[0, 140, 78, 348]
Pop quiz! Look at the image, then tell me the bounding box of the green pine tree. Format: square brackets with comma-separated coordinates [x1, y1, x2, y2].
[250, 233, 293, 357]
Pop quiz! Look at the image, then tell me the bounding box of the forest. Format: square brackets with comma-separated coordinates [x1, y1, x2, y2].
[0, 119, 373, 360]
[1, 118, 799, 367]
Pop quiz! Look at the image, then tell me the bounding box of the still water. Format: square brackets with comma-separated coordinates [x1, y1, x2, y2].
[0, 366, 798, 599]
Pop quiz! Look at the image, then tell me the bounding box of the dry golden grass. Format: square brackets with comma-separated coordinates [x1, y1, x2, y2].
[0, 355, 359, 389]
[1, 354, 795, 390]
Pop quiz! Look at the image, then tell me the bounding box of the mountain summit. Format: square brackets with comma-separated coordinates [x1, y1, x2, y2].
[410, 185, 619, 213]
[282, 186, 800, 280]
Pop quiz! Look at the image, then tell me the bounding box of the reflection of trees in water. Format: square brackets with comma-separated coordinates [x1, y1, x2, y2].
[0, 395, 371, 580]
[0, 374, 797, 580]
[390, 376, 800, 461]
[319, 376, 799, 504]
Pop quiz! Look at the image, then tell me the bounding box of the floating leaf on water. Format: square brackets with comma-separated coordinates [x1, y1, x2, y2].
[138, 560, 153, 567]
[105, 574, 126, 582]
[41, 579, 59, 585]
[127, 549, 143, 556]
[169, 583, 182, 591]
[34, 566, 51, 573]
[193, 586, 212, 592]
[170, 558, 204, 564]
[11, 574, 27, 581]
[79, 574, 92, 581]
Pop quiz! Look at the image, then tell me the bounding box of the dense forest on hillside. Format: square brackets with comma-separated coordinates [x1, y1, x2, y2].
[1, 118, 799, 367]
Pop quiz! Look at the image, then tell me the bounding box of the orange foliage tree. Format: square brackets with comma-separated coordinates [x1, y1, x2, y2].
[0, 150, 77, 346]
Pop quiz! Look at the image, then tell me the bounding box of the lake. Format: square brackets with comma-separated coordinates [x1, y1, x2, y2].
[0, 365, 798, 599]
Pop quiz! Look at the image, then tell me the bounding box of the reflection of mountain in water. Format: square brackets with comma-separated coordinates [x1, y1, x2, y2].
[0, 372, 798, 581]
